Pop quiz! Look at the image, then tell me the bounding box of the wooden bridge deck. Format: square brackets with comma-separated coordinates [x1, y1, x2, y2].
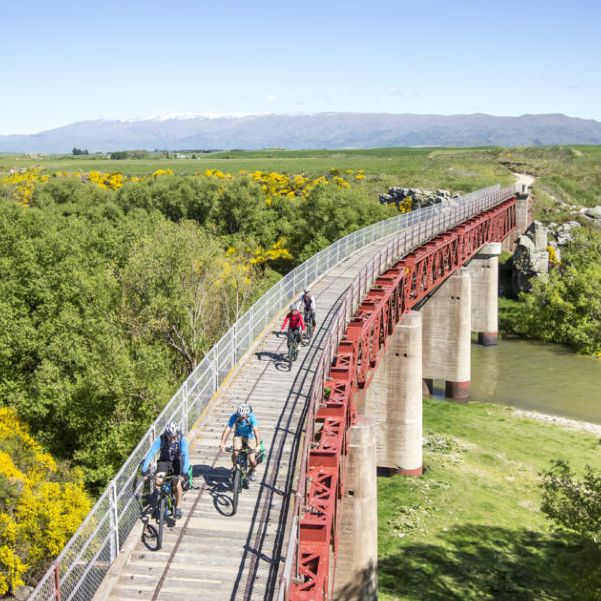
[95, 237, 392, 601]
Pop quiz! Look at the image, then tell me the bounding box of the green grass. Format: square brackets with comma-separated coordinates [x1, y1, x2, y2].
[0, 147, 514, 194]
[378, 400, 601, 600]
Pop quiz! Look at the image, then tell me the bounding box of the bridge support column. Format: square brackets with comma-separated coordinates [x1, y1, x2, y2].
[364, 311, 422, 475]
[421, 268, 471, 400]
[468, 242, 501, 346]
[510, 189, 530, 246]
[333, 416, 377, 601]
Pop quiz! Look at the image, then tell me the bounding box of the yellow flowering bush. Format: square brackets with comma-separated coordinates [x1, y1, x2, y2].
[87, 170, 125, 190]
[398, 196, 412, 214]
[152, 168, 174, 178]
[250, 238, 293, 265]
[1, 166, 366, 211]
[0, 169, 49, 206]
[0, 408, 91, 592]
[547, 244, 560, 267]
[0, 546, 26, 596]
[204, 168, 230, 179]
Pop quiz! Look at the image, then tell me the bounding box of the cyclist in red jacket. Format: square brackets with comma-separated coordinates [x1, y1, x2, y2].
[281, 304, 305, 344]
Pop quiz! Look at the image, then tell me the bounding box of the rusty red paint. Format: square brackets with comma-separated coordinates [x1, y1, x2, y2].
[289, 198, 516, 600]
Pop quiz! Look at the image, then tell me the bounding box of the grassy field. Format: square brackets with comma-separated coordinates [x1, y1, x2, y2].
[378, 399, 601, 601]
[0, 147, 514, 195]
[4, 145, 601, 213]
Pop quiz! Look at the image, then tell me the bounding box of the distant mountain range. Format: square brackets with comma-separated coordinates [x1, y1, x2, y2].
[1, 112, 601, 152]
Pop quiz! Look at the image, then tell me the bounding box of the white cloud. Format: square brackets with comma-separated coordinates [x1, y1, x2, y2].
[388, 86, 405, 97]
[265, 95, 279, 102]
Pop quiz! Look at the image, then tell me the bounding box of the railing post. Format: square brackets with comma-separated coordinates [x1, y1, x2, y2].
[233, 321, 239, 363]
[109, 480, 119, 562]
[211, 355, 218, 393]
[182, 381, 189, 434]
[54, 561, 61, 601]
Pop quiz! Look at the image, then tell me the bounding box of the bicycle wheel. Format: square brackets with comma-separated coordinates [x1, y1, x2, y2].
[232, 469, 241, 515]
[292, 339, 299, 362]
[157, 496, 166, 550]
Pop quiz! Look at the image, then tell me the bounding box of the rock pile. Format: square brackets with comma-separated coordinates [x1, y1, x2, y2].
[581, 205, 601, 226]
[512, 221, 550, 293]
[379, 187, 461, 209]
[550, 220, 581, 247]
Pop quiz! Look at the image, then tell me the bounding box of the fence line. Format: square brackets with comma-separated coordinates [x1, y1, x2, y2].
[30, 184, 515, 601]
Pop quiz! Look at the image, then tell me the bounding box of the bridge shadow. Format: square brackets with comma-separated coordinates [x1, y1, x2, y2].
[255, 350, 289, 371]
[378, 524, 601, 601]
[230, 295, 342, 600]
[195, 463, 237, 516]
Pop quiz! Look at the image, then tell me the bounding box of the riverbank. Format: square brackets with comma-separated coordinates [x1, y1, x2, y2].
[378, 399, 601, 601]
[511, 407, 601, 437]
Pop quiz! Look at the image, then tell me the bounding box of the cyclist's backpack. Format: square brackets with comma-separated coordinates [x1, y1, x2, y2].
[256, 441, 266, 465]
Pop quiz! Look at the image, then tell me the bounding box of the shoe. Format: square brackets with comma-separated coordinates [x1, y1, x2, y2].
[174, 508, 182, 519]
[243, 479, 249, 489]
[248, 471, 256, 482]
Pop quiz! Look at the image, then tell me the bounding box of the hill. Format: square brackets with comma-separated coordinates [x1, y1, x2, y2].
[2, 112, 601, 152]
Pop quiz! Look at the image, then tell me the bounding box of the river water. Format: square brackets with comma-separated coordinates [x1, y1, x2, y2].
[469, 338, 601, 424]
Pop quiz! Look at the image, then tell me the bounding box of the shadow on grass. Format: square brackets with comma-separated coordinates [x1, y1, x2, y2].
[379, 524, 601, 601]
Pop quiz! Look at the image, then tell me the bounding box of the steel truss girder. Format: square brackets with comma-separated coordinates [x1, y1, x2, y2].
[290, 198, 516, 600]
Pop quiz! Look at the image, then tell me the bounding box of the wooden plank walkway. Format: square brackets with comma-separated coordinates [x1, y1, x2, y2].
[95, 238, 391, 601]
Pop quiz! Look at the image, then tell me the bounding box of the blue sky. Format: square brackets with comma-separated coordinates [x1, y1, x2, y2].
[2, 0, 600, 134]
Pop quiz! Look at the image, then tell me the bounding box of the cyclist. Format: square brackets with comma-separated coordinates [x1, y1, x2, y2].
[141, 421, 190, 519]
[298, 288, 316, 330]
[219, 403, 262, 483]
[281, 303, 305, 344]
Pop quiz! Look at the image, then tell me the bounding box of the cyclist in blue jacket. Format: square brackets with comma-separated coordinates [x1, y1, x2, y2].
[219, 403, 262, 482]
[142, 421, 190, 519]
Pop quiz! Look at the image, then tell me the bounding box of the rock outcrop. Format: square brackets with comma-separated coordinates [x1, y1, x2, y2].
[512, 221, 549, 293]
[379, 187, 461, 209]
[582, 205, 601, 225]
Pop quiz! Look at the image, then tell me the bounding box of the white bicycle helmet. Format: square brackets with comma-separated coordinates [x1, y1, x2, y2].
[236, 403, 252, 417]
[289, 304, 296, 312]
[164, 420, 180, 437]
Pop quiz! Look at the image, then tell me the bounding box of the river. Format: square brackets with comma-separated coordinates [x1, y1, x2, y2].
[469, 338, 601, 424]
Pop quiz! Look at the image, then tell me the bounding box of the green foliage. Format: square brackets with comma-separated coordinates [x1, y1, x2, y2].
[500, 229, 601, 355]
[0, 183, 277, 491]
[541, 460, 601, 547]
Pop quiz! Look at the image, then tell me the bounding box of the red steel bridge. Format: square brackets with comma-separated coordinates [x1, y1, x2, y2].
[30, 185, 517, 601]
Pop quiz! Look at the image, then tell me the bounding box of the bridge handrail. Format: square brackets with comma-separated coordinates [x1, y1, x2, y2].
[278, 184, 517, 598]
[29, 183, 515, 601]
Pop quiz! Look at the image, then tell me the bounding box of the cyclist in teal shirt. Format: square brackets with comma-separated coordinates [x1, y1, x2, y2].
[220, 403, 262, 482]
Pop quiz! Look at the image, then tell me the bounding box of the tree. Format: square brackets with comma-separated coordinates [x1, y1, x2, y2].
[120, 221, 228, 373]
[541, 460, 601, 547]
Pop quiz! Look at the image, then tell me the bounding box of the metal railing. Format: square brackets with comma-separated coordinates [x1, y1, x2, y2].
[277, 184, 518, 599]
[29, 184, 516, 601]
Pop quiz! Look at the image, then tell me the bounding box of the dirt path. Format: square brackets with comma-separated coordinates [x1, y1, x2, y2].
[514, 172, 535, 190]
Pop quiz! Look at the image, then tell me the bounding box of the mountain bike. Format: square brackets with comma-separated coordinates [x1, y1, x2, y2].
[287, 329, 300, 371]
[144, 469, 178, 550]
[226, 446, 251, 515]
[302, 309, 315, 344]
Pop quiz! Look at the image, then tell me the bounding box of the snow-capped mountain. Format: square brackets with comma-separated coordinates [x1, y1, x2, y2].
[1, 112, 600, 152]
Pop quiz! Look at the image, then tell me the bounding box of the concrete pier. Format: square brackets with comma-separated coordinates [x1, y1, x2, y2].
[468, 242, 502, 346]
[333, 416, 378, 601]
[364, 311, 423, 475]
[422, 268, 472, 399]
